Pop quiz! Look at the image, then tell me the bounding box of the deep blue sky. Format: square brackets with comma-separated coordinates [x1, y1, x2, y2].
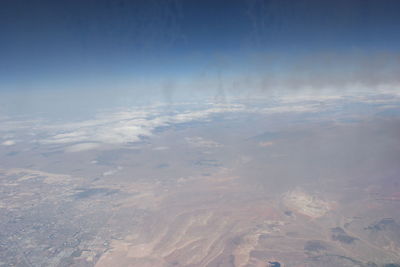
[1, 0, 400, 115]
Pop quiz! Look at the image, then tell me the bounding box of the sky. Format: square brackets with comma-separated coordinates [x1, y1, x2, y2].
[1, 0, 400, 115]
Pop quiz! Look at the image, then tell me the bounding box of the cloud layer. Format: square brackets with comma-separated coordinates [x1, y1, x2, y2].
[1, 92, 399, 152]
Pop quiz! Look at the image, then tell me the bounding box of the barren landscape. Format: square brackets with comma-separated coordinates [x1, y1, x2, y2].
[1, 95, 400, 266]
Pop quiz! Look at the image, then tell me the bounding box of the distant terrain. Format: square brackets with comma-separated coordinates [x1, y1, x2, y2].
[1, 93, 400, 266]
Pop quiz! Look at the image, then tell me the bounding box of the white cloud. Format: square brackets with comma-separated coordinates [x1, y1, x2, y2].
[39, 103, 245, 149]
[185, 137, 222, 148]
[261, 103, 322, 114]
[259, 141, 274, 147]
[1, 140, 16, 146]
[103, 166, 123, 176]
[64, 143, 100, 152]
[152, 146, 169, 151]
